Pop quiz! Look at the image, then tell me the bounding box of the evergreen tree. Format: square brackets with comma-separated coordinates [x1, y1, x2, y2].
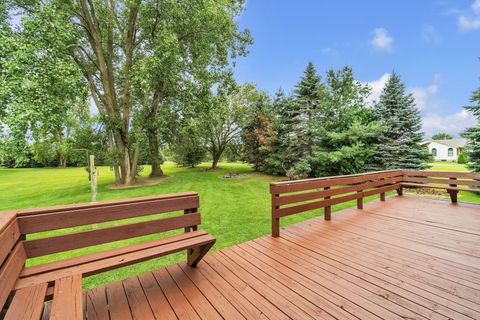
[462, 76, 480, 172]
[241, 97, 273, 171]
[287, 62, 326, 177]
[369, 72, 430, 170]
[309, 66, 385, 176]
[264, 89, 293, 175]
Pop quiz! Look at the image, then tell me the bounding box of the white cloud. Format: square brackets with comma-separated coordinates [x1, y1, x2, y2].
[473, 0, 480, 14]
[365, 73, 390, 104]
[321, 47, 338, 55]
[422, 110, 476, 137]
[458, 0, 480, 30]
[370, 28, 393, 52]
[421, 24, 441, 44]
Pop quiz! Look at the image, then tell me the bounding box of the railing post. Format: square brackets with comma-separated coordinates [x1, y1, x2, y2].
[184, 208, 198, 232]
[357, 190, 363, 209]
[448, 177, 458, 203]
[272, 193, 280, 237]
[324, 187, 331, 220]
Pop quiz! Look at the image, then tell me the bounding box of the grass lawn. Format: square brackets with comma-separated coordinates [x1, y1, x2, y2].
[0, 161, 478, 289]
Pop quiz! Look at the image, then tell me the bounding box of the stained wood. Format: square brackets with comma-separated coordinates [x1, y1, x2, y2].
[401, 182, 479, 193]
[123, 276, 155, 320]
[0, 243, 26, 310]
[15, 234, 216, 290]
[18, 194, 199, 234]
[138, 272, 177, 320]
[15, 192, 198, 217]
[80, 196, 479, 320]
[403, 176, 480, 186]
[50, 275, 83, 320]
[0, 217, 20, 266]
[4, 282, 47, 320]
[106, 281, 133, 320]
[85, 285, 109, 320]
[270, 170, 403, 194]
[402, 170, 480, 179]
[24, 212, 201, 257]
[21, 230, 208, 278]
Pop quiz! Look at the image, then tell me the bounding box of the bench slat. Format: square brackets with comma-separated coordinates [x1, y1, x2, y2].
[4, 282, 47, 320]
[401, 182, 480, 193]
[18, 194, 199, 234]
[24, 212, 201, 258]
[0, 243, 26, 310]
[21, 230, 208, 278]
[15, 234, 216, 290]
[0, 216, 20, 266]
[50, 275, 83, 320]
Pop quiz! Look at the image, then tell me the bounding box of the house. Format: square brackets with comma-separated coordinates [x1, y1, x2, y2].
[425, 138, 467, 161]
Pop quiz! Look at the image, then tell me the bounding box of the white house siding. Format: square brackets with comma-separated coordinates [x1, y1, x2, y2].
[427, 141, 457, 161]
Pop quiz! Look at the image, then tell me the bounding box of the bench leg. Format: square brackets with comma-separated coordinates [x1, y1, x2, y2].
[448, 190, 458, 203]
[187, 241, 215, 267]
[396, 186, 403, 196]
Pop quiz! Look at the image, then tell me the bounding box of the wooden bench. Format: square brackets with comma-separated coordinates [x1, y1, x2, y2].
[401, 170, 480, 203]
[0, 192, 215, 319]
[270, 170, 480, 237]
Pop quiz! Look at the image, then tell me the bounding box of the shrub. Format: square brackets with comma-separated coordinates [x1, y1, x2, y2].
[286, 159, 311, 180]
[457, 152, 468, 164]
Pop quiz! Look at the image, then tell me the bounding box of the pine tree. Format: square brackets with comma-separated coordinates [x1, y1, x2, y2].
[462, 79, 480, 172]
[264, 88, 292, 175]
[287, 62, 326, 176]
[369, 72, 430, 170]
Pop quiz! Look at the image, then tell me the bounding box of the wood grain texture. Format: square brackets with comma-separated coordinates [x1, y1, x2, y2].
[18, 195, 199, 234]
[24, 212, 201, 258]
[4, 282, 47, 320]
[0, 243, 26, 310]
[50, 275, 83, 320]
[77, 196, 479, 320]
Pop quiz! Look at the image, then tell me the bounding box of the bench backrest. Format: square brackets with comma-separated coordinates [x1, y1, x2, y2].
[11, 192, 200, 259]
[0, 212, 26, 311]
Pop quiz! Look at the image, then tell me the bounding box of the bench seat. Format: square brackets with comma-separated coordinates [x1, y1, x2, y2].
[15, 231, 215, 290]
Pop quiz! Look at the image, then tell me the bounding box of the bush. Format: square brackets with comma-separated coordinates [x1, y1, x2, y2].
[457, 152, 468, 164]
[286, 159, 311, 180]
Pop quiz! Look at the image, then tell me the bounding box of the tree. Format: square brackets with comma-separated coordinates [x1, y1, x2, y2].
[309, 66, 385, 177]
[172, 120, 206, 168]
[0, 3, 87, 167]
[8, 0, 251, 184]
[287, 62, 326, 167]
[200, 83, 260, 169]
[369, 72, 430, 170]
[431, 133, 453, 140]
[241, 96, 273, 171]
[264, 89, 293, 175]
[462, 74, 480, 172]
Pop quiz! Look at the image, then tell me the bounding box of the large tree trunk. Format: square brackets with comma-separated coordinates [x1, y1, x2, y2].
[211, 147, 224, 169]
[147, 127, 164, 177]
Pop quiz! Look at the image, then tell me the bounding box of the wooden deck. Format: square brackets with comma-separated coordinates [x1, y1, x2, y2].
[79, 196, 480, 320]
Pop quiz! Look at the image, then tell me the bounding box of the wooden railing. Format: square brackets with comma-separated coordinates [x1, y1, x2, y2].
[270, 170, 480, 237]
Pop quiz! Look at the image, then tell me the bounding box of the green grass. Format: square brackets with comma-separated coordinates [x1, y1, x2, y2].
[0, 161, 478, 289]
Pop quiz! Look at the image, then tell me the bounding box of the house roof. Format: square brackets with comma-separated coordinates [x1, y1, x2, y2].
[429, 138, 467, 148]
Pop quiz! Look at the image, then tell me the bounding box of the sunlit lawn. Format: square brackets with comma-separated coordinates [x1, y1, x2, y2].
[0, 160, 478, 288]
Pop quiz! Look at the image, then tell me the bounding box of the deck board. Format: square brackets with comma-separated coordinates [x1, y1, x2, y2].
[81, 196, 480, 319]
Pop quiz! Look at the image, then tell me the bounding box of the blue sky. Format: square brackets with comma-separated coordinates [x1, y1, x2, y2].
[234, 0, 480, 137]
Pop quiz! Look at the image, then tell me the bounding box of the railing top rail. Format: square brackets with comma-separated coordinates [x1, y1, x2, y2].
[270, 169, 402, 187]
[402, 170, 480, 179]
